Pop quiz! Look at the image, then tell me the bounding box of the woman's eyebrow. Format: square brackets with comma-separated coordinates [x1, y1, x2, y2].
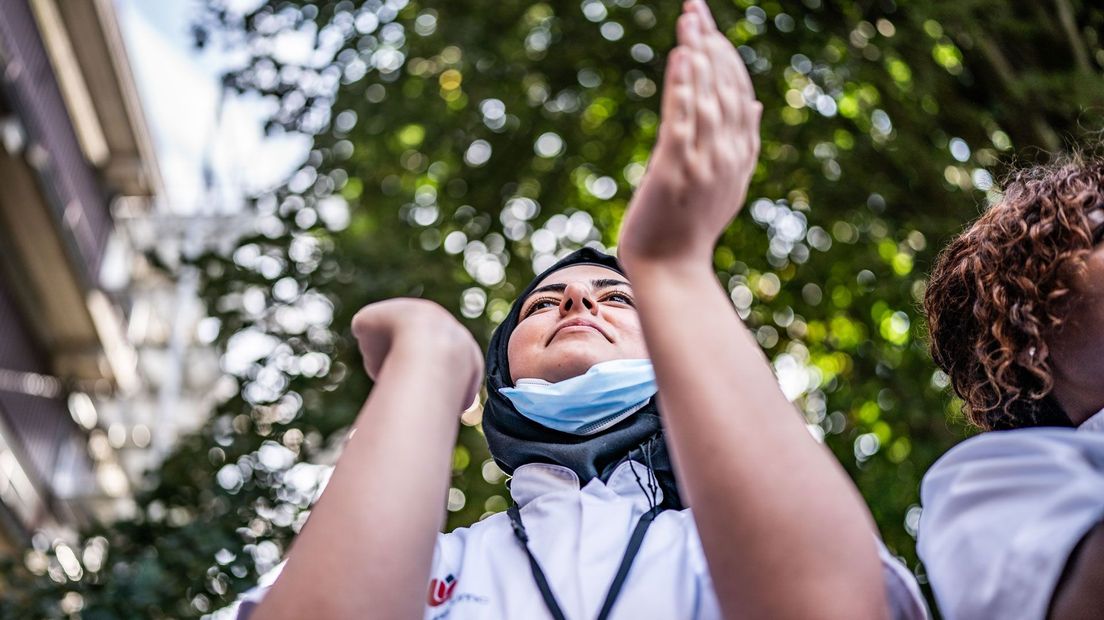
[525, 278, 632, 299]
[591, 278, 631, 290]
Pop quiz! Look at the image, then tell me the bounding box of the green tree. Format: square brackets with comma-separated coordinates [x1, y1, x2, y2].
[3, 0, 1102, 617]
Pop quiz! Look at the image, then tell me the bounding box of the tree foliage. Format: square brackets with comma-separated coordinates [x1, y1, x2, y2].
[3, 0, 1103, 617]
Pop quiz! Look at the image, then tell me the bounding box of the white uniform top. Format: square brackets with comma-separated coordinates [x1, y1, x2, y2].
[238, 460, 927, 619]
[918, 408, 1104, 620]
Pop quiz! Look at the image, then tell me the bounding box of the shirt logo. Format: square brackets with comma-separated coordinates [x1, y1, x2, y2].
[426, 574, 458, 607]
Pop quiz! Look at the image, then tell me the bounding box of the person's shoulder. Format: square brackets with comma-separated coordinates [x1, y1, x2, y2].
[927, 425, 1104, 476]
[439, 510, 513, 545]
[656, 506, 702, 533]
[920, 425, 1104, 514]
[918, 426, 1104, 619]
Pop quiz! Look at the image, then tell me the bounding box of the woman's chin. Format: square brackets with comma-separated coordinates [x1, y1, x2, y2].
[540, 349, 619, 383]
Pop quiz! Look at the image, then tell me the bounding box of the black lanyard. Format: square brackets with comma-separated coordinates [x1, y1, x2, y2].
[507, 504, 662, 620]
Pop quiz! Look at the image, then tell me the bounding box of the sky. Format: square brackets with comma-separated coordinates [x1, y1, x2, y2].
[115, 0, 310, 216]
[104, 0, 315, 471]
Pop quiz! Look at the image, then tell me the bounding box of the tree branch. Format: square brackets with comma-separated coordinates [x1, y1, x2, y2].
[1052, 0, 1093, 73]
[971, 30, 1063, 151]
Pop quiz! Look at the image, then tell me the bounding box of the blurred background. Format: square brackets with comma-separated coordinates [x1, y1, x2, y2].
[0, 0, 1100, 617]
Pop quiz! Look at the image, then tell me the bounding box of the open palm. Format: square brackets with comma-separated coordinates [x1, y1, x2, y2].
[618, 0, 761, 267]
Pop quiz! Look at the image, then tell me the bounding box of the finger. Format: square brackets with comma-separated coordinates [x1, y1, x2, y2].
[681, 0, 756, 107]
[709, 37, 755, 128]
[748, 101, 763, 148]
[688, 0, 718, 33]
[704, 29, 735, 92]
[727, 40, 755, 97]
[659, 48, 696, 159]
[738, 100, 763, 165]
[685, 11, 750, 104]
[676, 11, 700, 49]
[689, 49, 722, 151]
[715, 62, 742, 130]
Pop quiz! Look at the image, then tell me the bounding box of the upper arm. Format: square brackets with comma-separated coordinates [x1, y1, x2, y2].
[1048, 520, 1104, 620]
[234, 529, 468, 620]
[918, 432, 1104, 620]
[683, 509, 927, 620]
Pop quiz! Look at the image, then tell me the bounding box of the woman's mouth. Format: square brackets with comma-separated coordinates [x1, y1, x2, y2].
[547, 319, 610, 344]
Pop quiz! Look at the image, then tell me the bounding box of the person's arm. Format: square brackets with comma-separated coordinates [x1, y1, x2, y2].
[249, 298, 482, 619]
[1050, 522, 1104, 619]
[617, 2, 888, 618]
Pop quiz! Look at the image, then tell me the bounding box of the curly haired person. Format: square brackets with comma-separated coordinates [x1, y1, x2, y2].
[920, 155, 1104, 619]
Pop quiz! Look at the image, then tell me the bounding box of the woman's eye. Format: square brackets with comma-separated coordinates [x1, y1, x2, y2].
[603, 293, 634, 305]
[522, 297, 559, 318]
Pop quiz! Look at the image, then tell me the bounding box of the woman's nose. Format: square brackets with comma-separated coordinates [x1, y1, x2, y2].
[560, 282, 598, 316]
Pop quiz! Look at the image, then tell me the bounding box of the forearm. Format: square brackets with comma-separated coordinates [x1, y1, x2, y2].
[625, 258, 887, 619]
[253, 341, 468, 619]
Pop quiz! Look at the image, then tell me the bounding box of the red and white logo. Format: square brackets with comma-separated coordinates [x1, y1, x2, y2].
[426, 574, 458, 607]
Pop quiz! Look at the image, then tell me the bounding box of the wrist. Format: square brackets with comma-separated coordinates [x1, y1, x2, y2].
[391, 325, 476, 365]
[619, 250, 716, 283]
[384, 334, 481, 405]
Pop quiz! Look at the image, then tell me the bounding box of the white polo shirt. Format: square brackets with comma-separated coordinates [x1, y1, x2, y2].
[238, 460, 927, 619]
[918, 409, 1104, 620]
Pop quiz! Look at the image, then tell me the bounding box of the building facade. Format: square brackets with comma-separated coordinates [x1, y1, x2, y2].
[0, 0, 164, 551]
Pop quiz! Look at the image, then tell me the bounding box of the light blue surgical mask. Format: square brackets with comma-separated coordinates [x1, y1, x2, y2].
[498, 358, 657, 435]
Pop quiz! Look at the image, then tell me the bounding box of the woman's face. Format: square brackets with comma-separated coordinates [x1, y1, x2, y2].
[1048, 243, 1104, 422]
[507, 264, 649, 384]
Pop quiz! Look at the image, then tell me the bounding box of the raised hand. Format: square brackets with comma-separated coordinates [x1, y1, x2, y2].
[351, 298, 483, 408]
[618, 0, 761, 268]
[262, 299, 483, 619]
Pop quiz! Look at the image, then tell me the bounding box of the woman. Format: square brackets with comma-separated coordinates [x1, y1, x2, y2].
[920, 155, 1104, 619]
[238, 1, 925, 618]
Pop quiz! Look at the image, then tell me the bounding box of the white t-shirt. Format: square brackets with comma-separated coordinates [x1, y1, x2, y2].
[238, 460, 927, 619]
[918, 409, 1104, 620]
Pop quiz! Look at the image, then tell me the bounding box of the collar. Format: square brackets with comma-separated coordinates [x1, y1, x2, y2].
[1078, 407, 1104, 433]
[509, 460, 665, 509]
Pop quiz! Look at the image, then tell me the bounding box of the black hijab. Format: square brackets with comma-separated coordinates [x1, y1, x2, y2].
[482, 247, 682, 509]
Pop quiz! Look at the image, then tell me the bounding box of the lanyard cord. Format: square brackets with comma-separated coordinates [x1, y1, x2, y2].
[507, 504, 662, 620]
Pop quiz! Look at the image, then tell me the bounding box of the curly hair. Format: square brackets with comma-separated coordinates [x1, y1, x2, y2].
[925, 155, 1104, 430]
